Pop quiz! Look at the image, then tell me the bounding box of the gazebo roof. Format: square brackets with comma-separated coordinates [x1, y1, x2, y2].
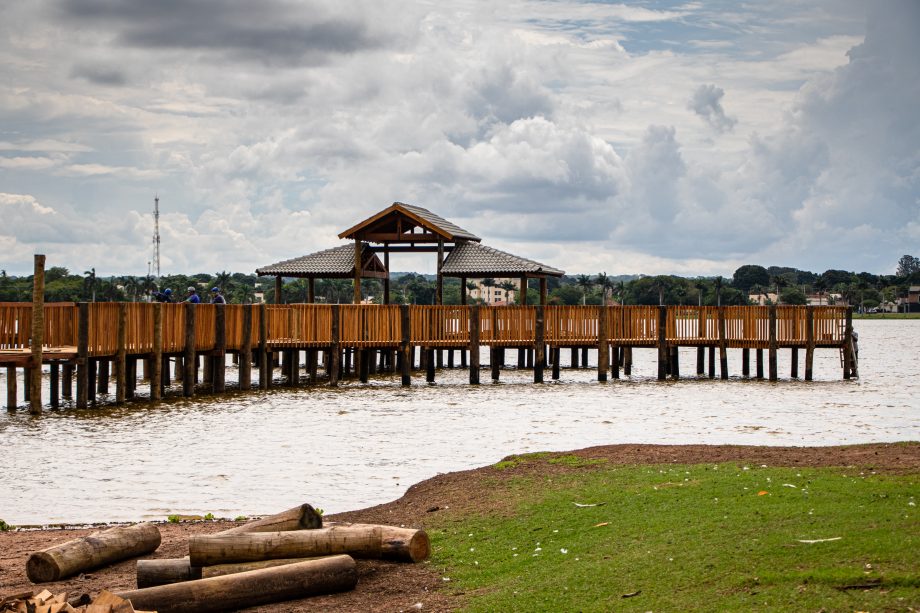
[338, 202, 481, 243]
[255, 243, 387, 279]
[440, 242, 564, 277]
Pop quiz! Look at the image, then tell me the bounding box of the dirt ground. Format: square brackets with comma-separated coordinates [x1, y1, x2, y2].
[1, 442, 917, 612]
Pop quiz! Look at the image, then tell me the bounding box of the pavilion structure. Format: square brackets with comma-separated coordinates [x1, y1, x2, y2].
[257, 202, 565, 304]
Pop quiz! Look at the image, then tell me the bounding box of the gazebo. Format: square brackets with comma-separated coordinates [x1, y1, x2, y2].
[256, 202, 564, 304]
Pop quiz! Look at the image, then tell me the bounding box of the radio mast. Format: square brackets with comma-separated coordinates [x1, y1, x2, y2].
[152, 195, 161, 278]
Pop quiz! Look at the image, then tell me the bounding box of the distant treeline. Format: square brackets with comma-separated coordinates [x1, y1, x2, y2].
[1, 255, 919, 309]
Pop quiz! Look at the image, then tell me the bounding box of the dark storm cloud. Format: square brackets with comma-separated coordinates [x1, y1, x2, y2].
[56, 0, 388, 64]
[70, 63, 128, 86]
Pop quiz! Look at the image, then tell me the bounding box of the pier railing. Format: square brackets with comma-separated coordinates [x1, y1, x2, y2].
[0, 302, 849, 356]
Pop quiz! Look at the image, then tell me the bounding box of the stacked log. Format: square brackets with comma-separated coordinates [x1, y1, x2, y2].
[0, 589, 153, 613]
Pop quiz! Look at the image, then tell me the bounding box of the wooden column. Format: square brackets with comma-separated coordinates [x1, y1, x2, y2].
[756, 348, 764, 379]
[436, 240, 444, 305]
[552, 347, 560, 380]
[708, 346, 715, 378]
[656, 305, 667, 381]
[490, 346, 500, 381]
[307, 278, 315, 304]
[804, 307, 815, 381]
[30, 254, 45, 414]
[534, 305, 545, 383]
[469, 306, 480, 384]
[24, 366, 31, 402]
[383, 248, 390, 305]
[258, 303, 269, 390]
[425, 348, 435, 383]
[519, 276, 527, 305]
[571, 347, 578, 368]
[843, 306, 854, 380]
[126, 357, 136, 399]
[214, 304, 226, 393]
[240, 304, 252, 390]
[115, 303, 127, 404]
[151, 303, 162, 402]
[539, 277, 547, 305]
[6, 366, 16, 410]
[76, 302, 89, 409]
[790, 347, 799, 379]
[330, 305, 340, 387]
[97, 359, 110, 395]
[353, 240, 362, 304]
[597, 305, 608, 382]
[275, 276, 283, 304]
[670, 346, 680, 380]
[49, 363, 59, 409]
[697, 347, 705, 376]
[400, 305, 411, 386]
[460, 276, 467, 306]
[742, 348, 750, 378]
[62, 363, 73, 400]
[718, 307, 728, 380]
[183, 303, 196, 397]
[768, 305, 778, 381]
[624, 346, 632, 376]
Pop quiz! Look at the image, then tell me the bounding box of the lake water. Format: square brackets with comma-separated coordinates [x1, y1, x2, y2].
[1, 319, 917, 526]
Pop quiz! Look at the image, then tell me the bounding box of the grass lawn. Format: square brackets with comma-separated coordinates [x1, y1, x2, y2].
[428, 454, 919, 612]
[853, 312, 920, 319]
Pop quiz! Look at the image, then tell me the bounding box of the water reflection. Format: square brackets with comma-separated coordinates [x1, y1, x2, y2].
[1, 320, 917, 525]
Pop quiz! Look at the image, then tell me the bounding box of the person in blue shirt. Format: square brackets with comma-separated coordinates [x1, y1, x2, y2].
[185, 286, 200, 304]
[153, 288, 172, 303]
[210, 287, 226, 304]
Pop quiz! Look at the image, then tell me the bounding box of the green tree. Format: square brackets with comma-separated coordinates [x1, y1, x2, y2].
[575, 274, 593, 305]
[896, 254, 920, 277]
[731, 265, 770, 292]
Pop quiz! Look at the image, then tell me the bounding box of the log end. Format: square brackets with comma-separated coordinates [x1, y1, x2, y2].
[298, 503, 323, 530]
[407, 529, 431, 562]
[26, 552, 59, 583]
[382, 529, 431, 563]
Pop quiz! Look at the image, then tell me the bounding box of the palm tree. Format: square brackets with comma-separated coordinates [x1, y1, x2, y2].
[674, 285, 686, 306]
[814, 278, 828, 306]
[500, 280, 517, 304]
[465, 280, 477, 303]
[614, 280, 626, 305]
[772, 276, 788, 305]
[694, 278, 706, 306]
[714, 276, 724, 307]
[575, 274, 593, 305]
[213, 270, 232, 293]
[83, 268, 96, 302]
[654, 277, 666, 305]
[482, 278, 496, 304]
[596, 272, 614, 305]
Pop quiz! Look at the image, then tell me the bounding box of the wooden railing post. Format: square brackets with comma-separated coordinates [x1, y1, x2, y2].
[151, 303, 162, 402]
[596, 305, 607, 382]
[30, 254, 45, 414]
[805, 306, 814, 381]
[718, 307, 728, 380]
[657, 305, 667, 381]
[76, 302, 89, 409]
[843, 306, 854, 380]
[259, 303, 269, 390]
[469, 305, 480, 385]
[768, 305, 778, 381]
[115, 302, 127, 404]
[330, 305, 340, 387]
[183, 303, 196, 397]
[214, 304, 226, 393]
[240, 304, 252, 390]
[535, 305, 545, 383]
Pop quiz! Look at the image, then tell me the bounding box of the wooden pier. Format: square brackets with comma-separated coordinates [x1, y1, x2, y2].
[1, 301, 856, 412]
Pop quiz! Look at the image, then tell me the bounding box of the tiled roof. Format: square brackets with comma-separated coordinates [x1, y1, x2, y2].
[339, 202, 481, 242]
[440, 242, 564, 277]
[256, 244, 364, 276]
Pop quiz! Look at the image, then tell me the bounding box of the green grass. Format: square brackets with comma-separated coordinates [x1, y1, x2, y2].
[428, 463, 919, 612]
[853, 312, 920, 319]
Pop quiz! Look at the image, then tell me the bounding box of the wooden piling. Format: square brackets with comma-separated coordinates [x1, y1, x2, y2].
[708, 346, 715, 379]
[581, 347, 588, 368]
[597, 306, 608, 382]
[6, 366, 16, 410]
[307, 349, 317, 384]
[426, 348, 435, 383]
[87, 359, 96, 405]
[76, 302, 89, 409]
[843, 307, 854, 380]
[805, 306, 815, 381]
[97, 359, 110, 395]
[62, 363, 72, 400]
[624, 347, 632, 376]
[552, 347, 560, 380]
[696, 347, 704, 376]
[535, 305, 545, 383]
[768, 305, 778, 381]
[756, 349, 764, 379]
[151, 303, 162, 402]
[491, 347, 500, 381]
[183, 303, 196, 397]
[259, 303, 269, 390]
[400, 305, 411, 386]
[214, 304, 226, 393]
[742, 348, 750, 378]
[46, 363, 58, 408]
[669, 346, 680, 380]
[359, 349, 370, 383]
[790, 347, 799, 379]
[571, 347, 578, 369]
[30, 254, 45, 414]
[718, 307, 728, 380]
[240, 304, 252, 390]
[126, 357, 137, 399]
[24, 366, 31, 402]
[469, 306, 479, 385]
[657, 306, 667, 381]
[330, 305, 340, 387]
[115, 303, 127, 404]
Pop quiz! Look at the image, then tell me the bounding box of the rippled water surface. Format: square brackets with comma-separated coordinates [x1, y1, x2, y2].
[1, 320, 917, 525]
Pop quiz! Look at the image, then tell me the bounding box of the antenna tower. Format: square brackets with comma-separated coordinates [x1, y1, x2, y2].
[152, 195, 161, 278]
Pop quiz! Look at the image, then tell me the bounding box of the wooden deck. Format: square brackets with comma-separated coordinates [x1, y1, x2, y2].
[2, 302, 856, 410]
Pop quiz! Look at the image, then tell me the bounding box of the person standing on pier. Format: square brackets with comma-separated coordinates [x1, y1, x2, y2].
[153, 288, 173, 302]
[210, 287, 226, 304]
[184, 286, 200, 304]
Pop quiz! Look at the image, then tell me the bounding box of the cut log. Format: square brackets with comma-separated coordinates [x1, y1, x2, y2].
[27, 524, 161, 583]
[189, 524, 429, 566]
[202, 557, 317, 578]
[117, 555, 356, 613]
[135, 557, 201, 588]
[219, 502, 323, 534]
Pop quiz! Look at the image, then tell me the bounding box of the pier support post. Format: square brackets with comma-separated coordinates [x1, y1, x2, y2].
[718, 307, 728, 380]
[6, 366, 16, 410]
[708, 346, 715, 379]
[30, 254, 45, 414]
[611, 342, 620, 379]
[571, 347, 578, 369]
[697, 347, 705, 376]
[258, 304, 269, 390]
[62, 363, 72, 400]
[768, 305, 778, 381]
[552, 347, 560, 380]
[115, 303, 127, 404]
[400, 305, 411, 387]
[151, 303, 162, 402]
[76, 303, 89, 409]
[97, 359, 110, 395]
[308, 349, 318, 384]
[329, 305, 340, 387]
[597, 306, 607, 382]
[756, 349, 764, 379]
[240, 305, 252, 390]
[491, 347, 500, 381]
[805, 307, 814, 381]
[535, 305, 545, 383]
[843, 306, 854, 380]
[657, 305, 667, 381]
[790, 347, 799, 379]
[49, 363, 59, 408]
[359, 349, 370, 383]
[742, 348, 750, 378]
[214, 304, 226, 393]
[582, 347, 588, 368]
[425, 348, 435, 383]
[183, 303, 196, 397]
[469, 306, 479, 385]
[669, 346, 680, 380]
[126, 357, 136, 399]
[624, 347, 632, 376]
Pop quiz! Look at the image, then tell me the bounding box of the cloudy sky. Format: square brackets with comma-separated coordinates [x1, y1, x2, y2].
[1, 0, 917, 277]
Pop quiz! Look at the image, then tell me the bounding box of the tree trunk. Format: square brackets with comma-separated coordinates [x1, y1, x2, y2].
[219, 503, 323, 535]
[27, 523, 161, 583]
[136, 557, 201, 588]
[119, 555, 356, 613]
[189, 524, 429, 566]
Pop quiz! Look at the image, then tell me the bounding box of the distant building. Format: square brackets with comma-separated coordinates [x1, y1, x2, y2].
[748, 292, 778, 306]
[468, 279, 519, 305]
[898, 286, 920, 313]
